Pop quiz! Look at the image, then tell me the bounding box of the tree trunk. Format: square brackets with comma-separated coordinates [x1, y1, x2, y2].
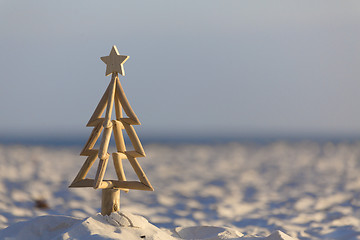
[101, 188, 120, 215]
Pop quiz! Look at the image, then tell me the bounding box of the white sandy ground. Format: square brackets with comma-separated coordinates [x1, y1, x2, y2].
[0, 211, 293, 239]
[0, 141, 360, 239]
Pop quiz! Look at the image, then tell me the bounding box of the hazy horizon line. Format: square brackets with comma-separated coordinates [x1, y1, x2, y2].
[1, 132, 359, 147]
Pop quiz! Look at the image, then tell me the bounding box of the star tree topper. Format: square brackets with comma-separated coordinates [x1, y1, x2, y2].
[101, 45, 129, 76]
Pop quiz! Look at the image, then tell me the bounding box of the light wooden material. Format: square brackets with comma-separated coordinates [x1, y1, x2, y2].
[116, 77, 140, 125]
[87, 81, 110, 126]
[125, 150, 146, 158]
[103, 75, 117, 121]
[80, 124, 103, 156]
[120, 117, 141, 125]
[100, 180, 152, 190]
[114, 89, 123, 121]
[70, 179, 153, 191]
[70, 45, 154, 213]
[98, 126, 113, 160]
[112, 152, 127, 181]
[126, 155, 153, 190]
[101, 188, 120, 216]
[100, 45, 129, 76]
[97, 75, 116, 160]
[123, 122, 145, 157]
[94, 155, 110, 189]
[70, 152, 98, 187]
[94, 75, 116, 188]
[112, 152, 129, 193]
[112, 120, 126, 152]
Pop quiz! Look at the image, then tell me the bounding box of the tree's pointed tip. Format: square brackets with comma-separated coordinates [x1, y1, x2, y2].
[147, 184, 155, 191]
[111, 45, 120, 55]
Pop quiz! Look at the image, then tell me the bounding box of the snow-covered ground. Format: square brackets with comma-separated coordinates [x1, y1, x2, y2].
[1, 141, 360, 239]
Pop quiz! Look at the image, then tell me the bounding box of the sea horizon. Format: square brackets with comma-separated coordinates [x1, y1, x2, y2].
[1, 133, 359, 147]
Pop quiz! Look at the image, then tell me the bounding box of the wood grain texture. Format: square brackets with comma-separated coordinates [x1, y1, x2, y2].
[115, 77, 140, 125]
[100, 180, 153, 191]
[98, 126, 113, 160]
[97, 75, 116, 160]
[80, 123, 103, 156]
[123, 122, 145, 157]
[125, 150, 145, 158]
[112, 120, 126, 153]
[69, 152, 98, 187]
[112, 152, 129, 193]
[126, 155, 153, 191]
[120, 118, 138, 125]
[93, 155, 109, 189]
[103, 75, 117, 123]
[101, 188, 120, 216]
[68, 179, 94, 188]
[112, 152, 127, 181]
[114, 88, 123, 120]
[70, 179, 153, 191]
[87, 82, 111, 127]
[101, 45, 129, 76]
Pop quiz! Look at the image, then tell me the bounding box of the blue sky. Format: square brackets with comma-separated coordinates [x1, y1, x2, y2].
[1, 1, 360, 139]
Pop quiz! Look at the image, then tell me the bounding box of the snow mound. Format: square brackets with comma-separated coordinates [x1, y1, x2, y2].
[0, 212, 296, 240]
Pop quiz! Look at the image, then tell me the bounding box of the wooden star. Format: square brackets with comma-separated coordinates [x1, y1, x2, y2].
[101, 45, 129, 76]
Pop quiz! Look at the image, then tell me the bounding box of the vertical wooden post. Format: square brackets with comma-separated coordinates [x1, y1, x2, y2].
[101, 188, 120, 216]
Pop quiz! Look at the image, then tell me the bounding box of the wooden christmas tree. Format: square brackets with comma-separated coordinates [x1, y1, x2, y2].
[69, 45, 153, 216]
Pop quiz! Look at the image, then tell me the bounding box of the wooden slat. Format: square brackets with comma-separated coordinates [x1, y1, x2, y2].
[115, 77, 140, 125]
[70, 179, 153, 191]
[114, 83, 123, 120]
[123, 122, 145, 157]
[127, 155, 153, 191]
[69, 178, 94, 188]
[125, 150, 145, 158]
[87, 82, 111, 126]
[112, 120, 126, 153]
[69, 152, 98, 187]
[112, 152, 127, 181]
[80, 149, 98, 156]
[98, 126, 113, 160]
[80, 123, 103, 156]
[94, 155, 109, 189]
[112, 153, 129, 193]
[120, 118, 140, 125]
[97, 74, 116, 160]
[103, 74, 117, 123]
[112, 152, 127, 159]
[87, 118, 105, 127]
[100, 180, 153, 191]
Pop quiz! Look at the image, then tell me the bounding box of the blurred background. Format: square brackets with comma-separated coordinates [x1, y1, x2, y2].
[2, 3, 360, 238]
[1, 1, 360, 145]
